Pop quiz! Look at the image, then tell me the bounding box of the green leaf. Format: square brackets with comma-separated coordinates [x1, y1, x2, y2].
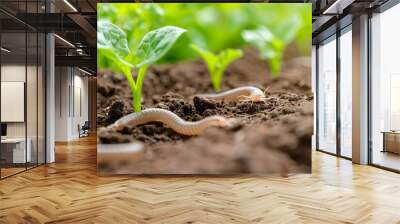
[273, 15, 301, 43]
[242, 26, 279, 61]
[136, 26, 186, 67]
[98, 48, 132, 77]
[242, 26, 285, 76]
[191, 44, 242, 91]
[135, 26, 186, 68]
[213, 48, 243, 90]
[97, 20, 133, 77]
[242, 27, 274, 50]
[216, 48, 243, 79]
[98, 20, 131, 58]
[191, 44, 218, 76]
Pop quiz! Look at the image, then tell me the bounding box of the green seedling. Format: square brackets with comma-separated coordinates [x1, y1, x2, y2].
[242, 21, 300, 77]
[191, 45, 243, 91]
[98, 21, 186, 112]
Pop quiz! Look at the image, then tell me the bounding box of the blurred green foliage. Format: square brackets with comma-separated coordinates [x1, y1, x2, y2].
[191, 44, 243, 91]
[98, 3, 311, 74]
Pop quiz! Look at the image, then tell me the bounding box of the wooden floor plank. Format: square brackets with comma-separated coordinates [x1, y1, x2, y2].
[0, 135, 399, 223]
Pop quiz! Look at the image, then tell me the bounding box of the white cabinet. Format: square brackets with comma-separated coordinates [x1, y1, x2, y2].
[1, 138, 32, 163]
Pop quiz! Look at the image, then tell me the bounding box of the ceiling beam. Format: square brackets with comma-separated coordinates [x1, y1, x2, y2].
[55, 55, 96, 70]
[312, 15, 335, 33]
[14, 13, 81, 32]
[322, 0, 356, 15]
[67, 13, 96, 46]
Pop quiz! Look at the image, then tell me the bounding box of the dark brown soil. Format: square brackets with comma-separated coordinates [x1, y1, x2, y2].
[97, 48, 313, 175]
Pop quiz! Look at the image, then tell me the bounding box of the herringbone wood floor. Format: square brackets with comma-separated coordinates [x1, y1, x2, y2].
[1, 136, 400, 224]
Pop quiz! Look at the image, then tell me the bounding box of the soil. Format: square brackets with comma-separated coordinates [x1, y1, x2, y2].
[97, 48, 313, 175]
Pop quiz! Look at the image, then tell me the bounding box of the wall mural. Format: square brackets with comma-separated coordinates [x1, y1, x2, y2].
[96, 3, 313, 175]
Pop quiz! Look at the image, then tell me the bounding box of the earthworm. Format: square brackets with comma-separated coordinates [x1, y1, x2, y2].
[106, 87, 263, 135]
[108, 108, 229, 136]
[97, 141, 144, 164]
[195, 86, 265, 102]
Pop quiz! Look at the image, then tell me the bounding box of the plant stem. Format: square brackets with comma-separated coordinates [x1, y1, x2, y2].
[133, 65, 148, 112]
[269, 56, 282, 77]
[212, 70, 223, 92]
[123, 68, 137, 109]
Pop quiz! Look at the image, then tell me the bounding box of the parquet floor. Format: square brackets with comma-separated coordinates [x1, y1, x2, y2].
[1, 135, 400, 224]
[1, 167, 26, 178]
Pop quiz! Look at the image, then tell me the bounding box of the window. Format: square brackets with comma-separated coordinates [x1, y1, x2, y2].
[317, 36, 337, 154]
[339, 28, 352, 158]
[370, 3, 400, 171]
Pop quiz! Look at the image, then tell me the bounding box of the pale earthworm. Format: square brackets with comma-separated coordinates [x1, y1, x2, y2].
[195, 86, 266, 102]
[97, 141, 144, 164]
[106, 86, 264, 136]
[108, 108, 229, 136]
[99, 86, 265, 162]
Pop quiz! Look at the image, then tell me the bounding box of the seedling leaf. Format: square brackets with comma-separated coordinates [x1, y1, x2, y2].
[242, 26, 288, 76]
[273, 15, 301, 43]
[98, 20, 131, 59]
[97, 20, 134, 77]
[192, 45, 243, 91]
[136, 26, 186, 68]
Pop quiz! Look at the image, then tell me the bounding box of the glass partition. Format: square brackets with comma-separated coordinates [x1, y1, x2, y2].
[0, 1, 46, 179]
[317, 36, 337, 154]
[1, 31, 27, 177]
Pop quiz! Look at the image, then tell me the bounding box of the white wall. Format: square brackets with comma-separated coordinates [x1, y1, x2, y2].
[55, 66, 69, 141]
[54, 67, 89, 141]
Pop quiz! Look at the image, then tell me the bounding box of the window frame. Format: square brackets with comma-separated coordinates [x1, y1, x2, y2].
[315, 21, 353, 161]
